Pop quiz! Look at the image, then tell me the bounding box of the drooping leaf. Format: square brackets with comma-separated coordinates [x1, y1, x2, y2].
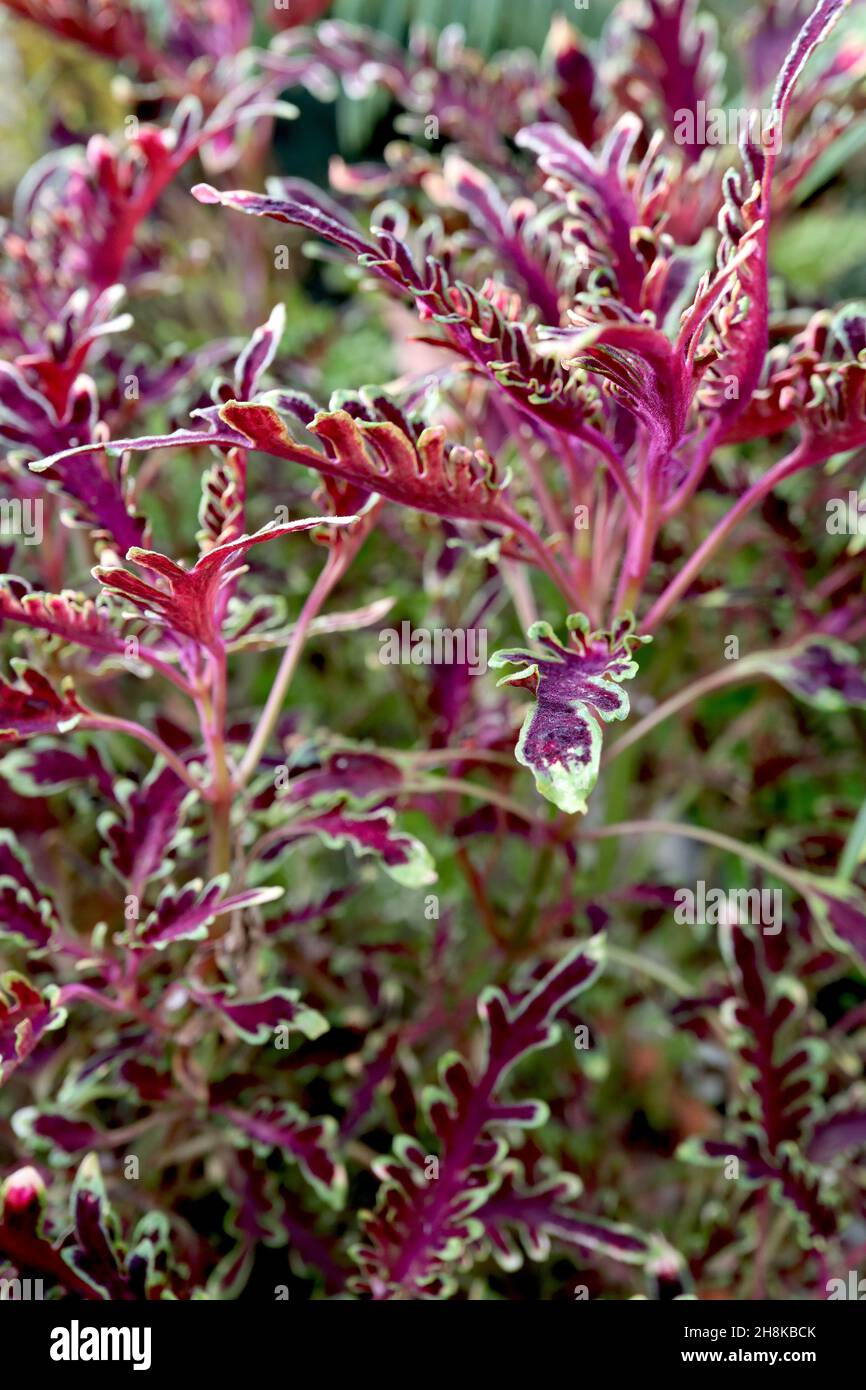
[491, 614, 649, 814]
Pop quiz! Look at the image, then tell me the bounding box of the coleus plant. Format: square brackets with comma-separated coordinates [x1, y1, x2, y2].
[1, 0, 866, 1304]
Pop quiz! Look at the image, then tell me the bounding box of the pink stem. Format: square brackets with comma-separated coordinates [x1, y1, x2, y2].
[642, 440, 820, 633]
[238, 547, 350, 785]
[81, 714, 198, 789]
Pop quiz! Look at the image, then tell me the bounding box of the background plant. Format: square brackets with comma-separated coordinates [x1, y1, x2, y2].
[0, 0, 865, 1302]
